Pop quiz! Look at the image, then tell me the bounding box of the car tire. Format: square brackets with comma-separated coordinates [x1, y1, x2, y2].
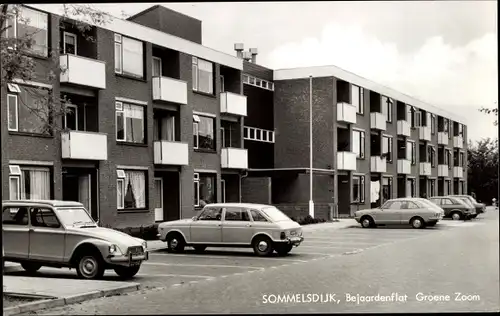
[275, 244, 293, 256]
[166, 233, 185, 253]
[360, 216, 375, 228]
[20, 262, 42, 274]
[193, 245, 207, 253]
[114, 265, 140, 279]
[76, 253, 105, 280]
[252, 236, 274, 257]
[410, 217, 425, 229]
[450, 212, 462, 221]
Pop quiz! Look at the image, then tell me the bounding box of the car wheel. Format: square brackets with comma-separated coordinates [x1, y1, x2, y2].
[20, 262, 42, 274]
[252, 236, 274, 257]
[411, 217, 425, 229]
[76, 254, 105, 280]
[450, 212, 462, 221]
[166, 233, 185, 253]
[114, 265, 140, 279]
[193, 245, 207, 253]
[360, 216, 374, 228]
[275, 244, 293, 256]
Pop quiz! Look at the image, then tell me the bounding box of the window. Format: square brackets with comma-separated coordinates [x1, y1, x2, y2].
[193, 115, 215, 151]
[381, 96, 393, 122]
[64, 103, 78, 130]
[352, 130, 365, 159]
[154, 113, 175, 142]
[407, 141, 416, 165]
[220, 179, 226, 202]
[458, 124, 464, 137]
[152, 57, 162, 77]
[351, 85, 364, 114]
[406, 201, 420, 209]
[382, 136, 393, 163]
[441, 198, 453, 205]
[198, 207, 222, 221]
[9, 165, 51, 200]
[194, 173, 216, 206]
[7, 85, 51, 134]
[352, 175, 365, 203]
[242, 75, 249, 84]
[2, 207, 29, 225]
[242, 74, 274, 91]
[30, 208, 60, 228]
[446, 149, 452, 169]
[220, 75, 225, 93]
[7, 7, 49, 57]
[431, 114, 436, 134]
[445, 180, 451, 196]
[250, 209, 268, 222]
[116, 169, 147, 210]
[383, 201, 404, 209]
[192, 57, 214, 94]
[382, 177, 392, 202]
[114, 34, 144, 78]
[443, 119, 449, 134]
[459, 152, 465, 168]
[223, 207, 250, 221]
[243, 126, 275, 143]
[115, 101, 145, 143]
[63, 32, 77, 55]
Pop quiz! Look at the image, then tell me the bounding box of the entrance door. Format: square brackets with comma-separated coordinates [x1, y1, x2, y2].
[78, 174, 91, 214]
[154, 178, 164, 222]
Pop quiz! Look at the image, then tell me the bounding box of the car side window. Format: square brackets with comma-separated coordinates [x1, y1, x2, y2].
[223, 207, 250, 221]
[2, 207, 29, 226]
[30, 208, 61, 228]
[429, 198, 440, 205]
[443, 199, 453, 205]
[406, 202, 420, 209]
[250, 209, 268, 222]
[387, 201, 405, 209]
[198, 207, 222, 221]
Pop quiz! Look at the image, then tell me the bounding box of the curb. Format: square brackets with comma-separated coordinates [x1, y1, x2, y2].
[3, 283, 141, 316]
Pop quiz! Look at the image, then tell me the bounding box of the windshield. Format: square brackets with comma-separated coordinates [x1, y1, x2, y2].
[458, 198, 473, 207]
[260, 207, 292, 222]
[55, 207, 96, 227]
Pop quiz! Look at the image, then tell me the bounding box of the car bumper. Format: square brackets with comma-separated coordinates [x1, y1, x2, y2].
[107, 251, 149, 266]
[276, 236, 304, 246]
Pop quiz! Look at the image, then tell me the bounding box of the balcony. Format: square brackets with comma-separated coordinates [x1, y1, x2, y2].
[61, 131, 107, 160]
[337, 152, 357, 171]
[59, 54, 106, 89]
[154, 141, 189, 165]
[370, 156, 387, 173]
[397, 120, 411, 137]
[419, 126, 431, 141]
[437, 132, 448, 145]
[221, 148, 248, 169]
[336, 102, 357, 124]
[453, 166, 464, 178]
[370, 112, 386, 131]
[419, 162, 432, 176]
[397, 159, 411, 175]
[438, 165, 449, 177]
[152, 77, 188, 105]
[220, 92, 247, 116]
[453, 136, 464, 149]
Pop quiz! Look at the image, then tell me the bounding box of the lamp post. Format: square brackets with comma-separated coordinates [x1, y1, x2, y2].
[309, 75, 314, 218]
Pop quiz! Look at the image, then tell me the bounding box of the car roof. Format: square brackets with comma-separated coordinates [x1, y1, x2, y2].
[2, 200, 84, 208]
[204, 203, 274, 210]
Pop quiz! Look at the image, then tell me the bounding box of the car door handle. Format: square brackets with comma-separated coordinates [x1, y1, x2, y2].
[217, 224, 222, 227]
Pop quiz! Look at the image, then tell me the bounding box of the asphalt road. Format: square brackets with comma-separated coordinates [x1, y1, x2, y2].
[15, 208, 499, 314]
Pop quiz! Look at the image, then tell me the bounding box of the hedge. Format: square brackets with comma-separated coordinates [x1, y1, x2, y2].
[102, 224, 159, 241]
[290, 215, 327, 225]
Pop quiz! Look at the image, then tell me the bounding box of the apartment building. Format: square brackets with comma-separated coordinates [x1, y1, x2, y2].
[1, 4, 468, 226]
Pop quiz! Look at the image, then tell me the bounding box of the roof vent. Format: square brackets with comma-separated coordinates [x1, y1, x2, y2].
[249, 48, 258, 63]
[242, 51, 252, 61]
[234, 43, 244, 58]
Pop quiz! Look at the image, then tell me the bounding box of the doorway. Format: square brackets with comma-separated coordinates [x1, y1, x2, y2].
[62, 168, 98, 220]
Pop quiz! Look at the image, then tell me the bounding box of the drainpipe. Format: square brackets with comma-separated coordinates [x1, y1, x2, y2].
[240, 170, 248, 203]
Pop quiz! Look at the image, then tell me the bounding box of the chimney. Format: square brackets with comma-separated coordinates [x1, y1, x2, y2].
[242, 51, 252, 62]
[249, 48, 258, 63]
[234, 43, 244, 58]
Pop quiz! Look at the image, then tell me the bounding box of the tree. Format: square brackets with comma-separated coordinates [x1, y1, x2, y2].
[479, 101, 498, 126]
[0, 4, 110, 133]
[467, 138, 498, 204]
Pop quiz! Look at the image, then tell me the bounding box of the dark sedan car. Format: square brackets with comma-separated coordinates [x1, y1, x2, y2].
[428, 196, 476, 220]
[449, 195, 486, 218]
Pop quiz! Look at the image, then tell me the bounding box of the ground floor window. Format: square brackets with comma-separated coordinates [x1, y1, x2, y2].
[407, 178, 416, 197]
[352, 175, 365, 203]
[382, 177, 392, 202]
[444, 180, 451, 196]
[117, 169, 147, 210]
[194, 172, 216, 207]
[9, 165, 51, 200]
[428, 179, 436, 197]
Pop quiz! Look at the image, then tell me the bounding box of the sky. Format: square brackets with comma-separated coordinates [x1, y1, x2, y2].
[39, 1, 498, 142]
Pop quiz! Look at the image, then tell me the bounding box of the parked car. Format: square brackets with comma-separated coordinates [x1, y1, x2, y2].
[354, 198, 444, 229]
[2, 200, 149, 280]
[449, 195, 486, 217]
[157, 203, 304, 256]
[428, 196, 476, 220]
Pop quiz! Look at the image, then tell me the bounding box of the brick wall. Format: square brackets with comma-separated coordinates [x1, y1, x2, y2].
[241, 177, 271, 204]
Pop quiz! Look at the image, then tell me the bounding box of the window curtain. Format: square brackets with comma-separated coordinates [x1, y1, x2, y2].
[124, 171, 146, 208]
[352, 131, 360, 157]
[352, 177, 360, 202]
[197, 59, 213, 94]
[124, 104, 144, 143]
[18, 7, 48, 56]
[200, 175, 215, 204]
[161, 116, 175, 141]
[21, 169, 50, 200]
[198, 117, 214, 149]
[122, 37, 143, 78]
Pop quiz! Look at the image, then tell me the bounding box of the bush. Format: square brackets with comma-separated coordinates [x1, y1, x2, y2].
[112, 224, 159, 241]
[294, 215, 326, 225]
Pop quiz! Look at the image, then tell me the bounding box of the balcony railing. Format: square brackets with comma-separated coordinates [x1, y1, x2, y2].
[370, 156, 387, 173]
[59, 54, 106, 89]
[438, 132, 449, 145]
[152, 76, 188, 105]
[453, 136, 464, 149]
[221, 148, 248, 169]
[370, 112, 386, 131]
[154, 141, 189, 165]
[337, 151, 357, 171]
[397, 159, 411, 174]
[220, 92, 247, 116]
[419, 162, 432, 176]
[438, 165, 449, 177]
[397, 120, 411, 137]
[419, 126, 431, 141]
[336, 102, 357, 124]
[453, 166, 464, 178]
[61, 130, 107, 160]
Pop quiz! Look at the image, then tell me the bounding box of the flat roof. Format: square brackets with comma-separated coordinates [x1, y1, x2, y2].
[274, 65, 467, 125]
[2, 200, 84, 207]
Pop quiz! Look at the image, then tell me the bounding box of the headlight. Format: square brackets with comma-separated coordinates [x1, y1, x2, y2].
[109, 244, 121, 255]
